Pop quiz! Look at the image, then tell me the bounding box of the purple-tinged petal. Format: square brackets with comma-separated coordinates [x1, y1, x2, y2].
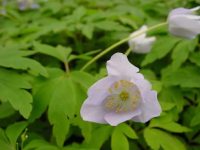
[107, 53, 139, 78]
[132, 91, 161, 123]
[168, 6, 200, 39]
[81, 103, 107, 124]
[131, 73, 152, 101]
[104, 109, 141, 126]
[87, 76, 118, 105]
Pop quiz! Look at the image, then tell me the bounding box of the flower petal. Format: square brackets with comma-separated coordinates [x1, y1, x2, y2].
[133, 37, 156, 53]
[87, 76, 118, 105]
[168, 7, 200, 39]
[81, 103, 107, 124]
[169, 15, 200, 39]
[107, 53, 139, 78]
[131, 73, 152, 101]
[132, 91, 161, 123]
[104, 109, 141, 126]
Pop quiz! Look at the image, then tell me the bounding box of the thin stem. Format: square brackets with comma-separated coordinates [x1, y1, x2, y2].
[80, 22, 167, 71]
[125, 47, 132, 56]
[80, 37, 130, 71]
[64, 61, 70, 73]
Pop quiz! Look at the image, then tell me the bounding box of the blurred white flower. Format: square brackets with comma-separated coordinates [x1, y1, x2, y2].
[0, 0, 7, 15]
[80, 53, 161, 126]
[168, 6, 200, 39]
[128, 25, 156, 54]
[18, 0, 40, 11]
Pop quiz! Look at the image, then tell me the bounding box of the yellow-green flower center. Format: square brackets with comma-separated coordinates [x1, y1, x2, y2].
[119, 91, 129, 101]
[104, 80, 141, 113]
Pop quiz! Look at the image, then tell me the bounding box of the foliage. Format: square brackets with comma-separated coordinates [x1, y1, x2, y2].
[0, 0, 200, 150]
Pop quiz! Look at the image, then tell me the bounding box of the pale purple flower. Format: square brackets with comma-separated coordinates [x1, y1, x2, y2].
[18, 0, 40, 11]
[168, 6, 200, 39]
[128, 25, 156, 54]
[80, 53, 161, 126]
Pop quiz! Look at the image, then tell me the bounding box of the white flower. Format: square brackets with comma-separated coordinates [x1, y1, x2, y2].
[18, 0, 40, 11]
[168, 6, 200, 39]
[80, 53, 161, 126]
[128, 25, 156, 54]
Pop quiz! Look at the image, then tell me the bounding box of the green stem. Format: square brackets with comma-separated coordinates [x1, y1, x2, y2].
[64, 61, 70, 73]
[125, 47, 132, 56]
[80, 22, 167, 71]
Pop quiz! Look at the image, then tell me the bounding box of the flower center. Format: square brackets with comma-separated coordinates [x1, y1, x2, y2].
[104, 80, 141, 113]
[119, 91, 129, 101]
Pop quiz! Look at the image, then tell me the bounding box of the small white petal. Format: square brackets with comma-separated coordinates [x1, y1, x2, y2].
[87, 76, 118, 105]
[133, 37, 156, 53]
[190, 6, 200, 12]
[169, 15, 200, 39]
[168, 7, 200, 39]
[81, 103, 107, 124]
[104, 108, 141, 126]
[128, 25, 156, 54]
[131, 73, 152, 101]
[106, 53, 139, 78]
[132, 91, 161, 123]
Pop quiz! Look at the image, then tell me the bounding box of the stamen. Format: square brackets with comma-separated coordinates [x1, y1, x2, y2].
[105, 80, 141, 113]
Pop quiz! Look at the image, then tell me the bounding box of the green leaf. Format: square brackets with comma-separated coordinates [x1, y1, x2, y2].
[81, 24, 94, 39]
[0, 129, 12, 150]
[0, 48, 48, 77]
[190, 107, 200, 126]
[159, 87, 185, 112]
[117, 123, 138, 139]
[5, 121, 28, 145]
[94, 20, 129, 31]
[142, 37, 180, 66]
[85, 126, 112, 149]
[48, 76, 76, 146]
[150, 115, 191, 133]
[24, 139, 59, 150]
[33, 42, 71, 63]
[190, 51, 200, 67]
[71, 71, 96, 89]
[0, 68, 33, 118]
[111, 127, 129, 150]
[29, 79, 59, 122]
[144, 128, 186, 150]
[162, 66, 200, 88]
[0, 102, 15, 119]
[171, 39, 197, 69]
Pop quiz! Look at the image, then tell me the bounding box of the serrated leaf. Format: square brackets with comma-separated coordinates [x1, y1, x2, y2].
[85, 126, 112, 149]
[142, 37, 180, 66]
[150, 115, 191, 133]
[48, 76, 76, 146]
[71, 71, 96, 89]
[190, 51, 200, 67]
[0, 49, 48, 77]
[190, 107, 200, 126]
[0, 102, 15, 119]
[81, 24, 94, 39]
[159, 87, 185, 112]
[117, 123, 138, 139]
[171, 39, 197, 69]
[6, 121, 28, 145]
[162, 66, 200, 88]
[0, 68, 33, 118]
[94, 20, 129, 31]
[33, 42, 71, 63]
[24, 139, 59, 150]
[111, 128, 129, 150]
[144, 128, 186, 150]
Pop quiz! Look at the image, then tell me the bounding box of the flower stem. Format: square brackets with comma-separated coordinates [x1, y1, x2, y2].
[64, 61, 70, 73]
[81, 22, 167, 71]
[125, 47, 132, 56]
